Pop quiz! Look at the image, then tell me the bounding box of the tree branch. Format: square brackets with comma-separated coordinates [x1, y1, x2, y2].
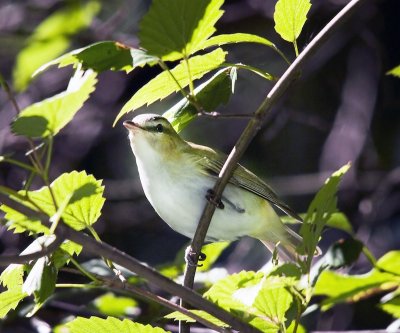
[183, 0, 366, 295]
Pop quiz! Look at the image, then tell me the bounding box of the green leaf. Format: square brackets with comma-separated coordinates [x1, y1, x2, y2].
[387, 65, 400, 78]
[67, 316, 169, 333]
[381, 296, 400, 318]
[0, 264, 24, 290]
[1, 171, 105, 232]
[253, 279, 293, 325]
[376, 251, 400, 275]
[35, 42, 151, 76]
[325, 212, 354, 235]
[194, 33, 275, 53]
[13, 1, 100, 91]
[12, 69, 97, 138]
[165, 309, 229, 327]
[314, 263, 400, 311]
[92, 292, 139, 317]
[299, 163, 351, 265]
[323, 238, 363, 269]
[0, 289, 27, 319]
[51, 241, 83, 269]
[139, 0, 224, 61]
[163, 67, 234, 132]
[114, 48, 226, 125]
[274, 0, 311, 42]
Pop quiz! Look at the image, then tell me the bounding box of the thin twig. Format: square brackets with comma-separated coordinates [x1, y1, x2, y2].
[182, 0, 367, 305]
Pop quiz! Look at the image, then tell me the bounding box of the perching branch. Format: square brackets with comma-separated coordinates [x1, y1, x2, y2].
[0, 194, 262, 333]
[183, 0, 367, 293]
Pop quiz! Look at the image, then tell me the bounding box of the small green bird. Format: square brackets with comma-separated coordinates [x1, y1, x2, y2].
[124, 114, 303, 261]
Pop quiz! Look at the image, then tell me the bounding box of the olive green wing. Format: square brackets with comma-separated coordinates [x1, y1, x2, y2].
[190, 143, 303, 222]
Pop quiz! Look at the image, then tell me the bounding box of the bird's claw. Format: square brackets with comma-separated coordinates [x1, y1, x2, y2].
[185, 246, 207, 267]
[206, 189, 224, 209]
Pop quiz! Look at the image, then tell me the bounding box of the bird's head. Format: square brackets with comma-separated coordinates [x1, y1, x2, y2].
[123, 114, 185, 161]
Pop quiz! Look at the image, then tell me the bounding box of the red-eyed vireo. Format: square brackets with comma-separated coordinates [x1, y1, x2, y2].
[124, 114, 303, 261]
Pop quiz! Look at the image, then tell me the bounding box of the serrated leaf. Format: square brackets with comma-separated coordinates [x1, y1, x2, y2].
[35, 42, 150, 76]
[13, 1, 100, 91]
[0, 264, 24, 290]
[300, 163, 351, 265]
[51, 240, 83, 269]
[165, 309, 229, 327]
[139, 0, 224, 61]
[1, 171, 105, 232]
[12, 69, 97, 138]
[274, 0, 311, 42]
[253, 279, 293, 324]
[67, 316, 169, 333]
[0, 289, 27, 319]
[387, 65, 400, 78]
[114, 48, 226, 124]
[194, 33, 275, 53]
[92, 292, 138, 317]
[204, 271, 264, 315]
[163, 68, 233, 132]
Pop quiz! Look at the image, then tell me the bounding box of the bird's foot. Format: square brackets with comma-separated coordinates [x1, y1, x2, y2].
[206, 189, 224, 209]
[185, 246, 207, 267]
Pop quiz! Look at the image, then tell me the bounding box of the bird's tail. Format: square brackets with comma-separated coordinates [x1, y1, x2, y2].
[260, 225, 324, 262]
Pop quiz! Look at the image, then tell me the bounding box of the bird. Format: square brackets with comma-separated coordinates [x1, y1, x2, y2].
[123, 113, 303, 262]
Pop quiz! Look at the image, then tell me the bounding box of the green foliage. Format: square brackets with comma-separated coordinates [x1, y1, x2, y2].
[381, 295, 400, 319]
[0, 289, 27, 319]
[163, 68, 234, 132]
[0, 264, 24, 290]
[274, 0, 311, 42]
[165, 309, 229, 327]
[299, 163, 351, 269]
[387, 64, 400, 77]
[12, 69, 97, 138]
[66, 316, 169, 333]
[114, 48, 226, 124]
[1, 171, 105, 232]
[13, 1, 100, 91]
[139, 0, 224, 61]
[92, 292, 139, 317]
[35, 41, 148, 76]
[314, 251, 400, 311]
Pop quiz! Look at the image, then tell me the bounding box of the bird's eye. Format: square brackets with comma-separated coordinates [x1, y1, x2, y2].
[155, 123, 164, 133]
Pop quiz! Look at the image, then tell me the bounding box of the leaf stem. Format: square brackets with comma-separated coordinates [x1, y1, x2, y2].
[69, 256, 101, 283]
[222, 63, 276, 81]
[293, 40, 299, 57]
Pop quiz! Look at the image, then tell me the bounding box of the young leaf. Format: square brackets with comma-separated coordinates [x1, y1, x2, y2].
[0, 289, 27, 319]
[1, 171, 105, 232]
[194, 33, 275, 53]
[35, 42, 153, 76]
[380, 296, 400, 319]
[0, 264, 24, 290]
[274, 0, 311, 42]
[13, 1, 100, 91]
[67, 316, 169, 333]
[114, 48, 226, 125]
[165, 310, 229, 327]
[92, 292, 139, 317]
[139, 0, 224, 61]
[387, 65, 400, 78]
[163, 67, 234, 132]
[51, 240, 83, 269]
[12, 69, 97, 138]
[299, 163, 351, 266]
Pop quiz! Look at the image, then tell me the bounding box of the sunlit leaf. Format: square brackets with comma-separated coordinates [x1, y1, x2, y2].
[387, 65, 400, 78]
[67, 316, 169, 333]
[274, 0, 311, 42]
[194, 33, 275, 53]
[92, 293, 139, 317]
[381, 296, 400, 318]
[1, 171, 105, 232]
[139, 0, 224, 61]
[12, 69, 97, 138]
[165, 309, 229, 327]
[13, 1, 100, 91]
[35, 42, 152, 76]
[114, 48, 226, 125]
[51, 240, 83, 269]
[163, 68, 233, 132]
[0, 264, 24, 290]
[376, 251, 400, 275]
[0, 289, 27, 319]
[299, 163, 351, 266]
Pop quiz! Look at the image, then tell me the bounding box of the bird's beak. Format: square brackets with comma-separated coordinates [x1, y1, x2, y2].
[123, 120, 141, 130]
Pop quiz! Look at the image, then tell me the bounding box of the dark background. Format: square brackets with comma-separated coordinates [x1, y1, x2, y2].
[0, 0, 399, 331]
